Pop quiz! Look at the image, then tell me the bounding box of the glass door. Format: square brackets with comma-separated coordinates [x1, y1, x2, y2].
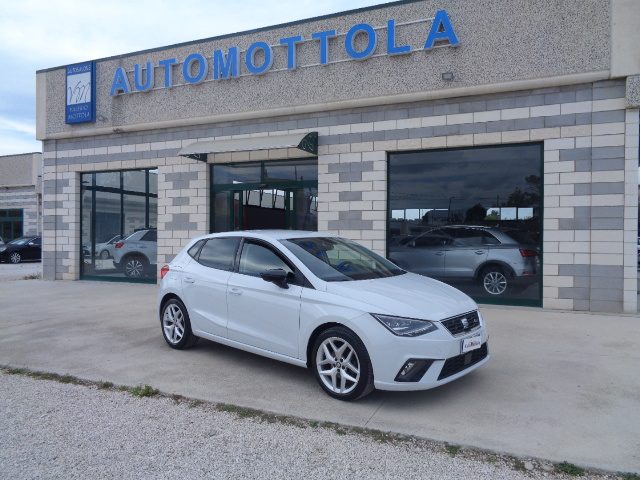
[211, 159, 318, 232]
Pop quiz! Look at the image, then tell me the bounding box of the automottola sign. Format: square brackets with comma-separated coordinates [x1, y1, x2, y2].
[65, 61, 96, 123]
[108, 9, 459, 96]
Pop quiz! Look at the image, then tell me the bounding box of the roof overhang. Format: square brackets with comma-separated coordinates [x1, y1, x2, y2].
[178, 131, 318, 162]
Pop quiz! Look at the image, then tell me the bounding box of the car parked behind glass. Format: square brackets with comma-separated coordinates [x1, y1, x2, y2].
[158, 230, 489, 401]
[0, 236, 41, 263]
[389, 226, 538, 297]
[94, 234, 124, 260]
[112, 229, 157, 278]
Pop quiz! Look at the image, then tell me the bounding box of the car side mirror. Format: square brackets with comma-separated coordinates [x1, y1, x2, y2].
[260, 268, 290, 289]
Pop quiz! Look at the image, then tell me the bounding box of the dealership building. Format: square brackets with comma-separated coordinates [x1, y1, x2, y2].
[36, 0, 640, 312]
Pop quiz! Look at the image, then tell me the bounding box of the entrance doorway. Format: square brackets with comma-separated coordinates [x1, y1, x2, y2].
[211, 159, 318, 232]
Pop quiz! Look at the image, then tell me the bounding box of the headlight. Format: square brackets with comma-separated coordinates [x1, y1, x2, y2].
[371, 314, 438, 337]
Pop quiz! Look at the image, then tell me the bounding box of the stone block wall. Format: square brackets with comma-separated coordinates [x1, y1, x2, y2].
[41, 79, 638, 312]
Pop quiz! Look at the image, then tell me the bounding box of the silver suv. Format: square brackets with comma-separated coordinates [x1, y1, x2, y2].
[389, 226, 539, 296]
[112, 229, 157, 278]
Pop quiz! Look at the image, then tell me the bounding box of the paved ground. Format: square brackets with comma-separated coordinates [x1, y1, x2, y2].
[5, 373, 617, 480]
[0, 261, 41, 281]
[1, 280, 639, 474]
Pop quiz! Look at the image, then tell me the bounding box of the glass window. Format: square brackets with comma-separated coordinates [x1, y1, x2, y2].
[198, 237, 240, 271]
[81, 169, 158, 282]
[0, 209, 23, 242]
[239, 242, 293, 277]
[388, 144, 542, 306]
[282, 237, 404, 282]
[123, 170, 146, 192]
[95, 172, 120, 189]
[264, 160, 317, 182]
[213, 163, 261, 185]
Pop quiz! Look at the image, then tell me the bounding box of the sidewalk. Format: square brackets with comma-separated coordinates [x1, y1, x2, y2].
[1, 280, 639, 473]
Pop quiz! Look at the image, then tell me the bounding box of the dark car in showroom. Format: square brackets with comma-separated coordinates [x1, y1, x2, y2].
[0, 236, 42, 263]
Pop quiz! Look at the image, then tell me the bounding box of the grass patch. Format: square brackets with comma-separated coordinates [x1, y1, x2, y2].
[22, 273, 41, 280]
[97, 381, 114, 390]
[555, 462, 584, 476]
[620, 474, 640, 480]
[189, 399, 204, 408]
[513, 460, 527, 472]
[445, 444, 461, 456]
[128, 384, 159, 397]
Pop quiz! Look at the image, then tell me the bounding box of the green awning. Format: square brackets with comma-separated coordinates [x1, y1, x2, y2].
[178, 131, 318, 162]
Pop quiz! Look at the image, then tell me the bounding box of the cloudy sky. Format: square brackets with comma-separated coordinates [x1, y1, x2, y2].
[0, 0, 385, 156]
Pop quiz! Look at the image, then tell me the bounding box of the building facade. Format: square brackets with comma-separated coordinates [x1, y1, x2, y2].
[0, 152, 42, 241]
[36, 0, 640, 312]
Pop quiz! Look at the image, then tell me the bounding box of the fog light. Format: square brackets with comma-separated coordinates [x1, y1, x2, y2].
[394, 359, 434, 382]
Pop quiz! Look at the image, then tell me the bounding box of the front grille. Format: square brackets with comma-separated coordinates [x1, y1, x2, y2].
[440, 311, 480, 336]
[438, 343, 488, 381]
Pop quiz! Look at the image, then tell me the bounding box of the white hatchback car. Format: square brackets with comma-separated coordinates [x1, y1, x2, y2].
[158, 230, 489, 401]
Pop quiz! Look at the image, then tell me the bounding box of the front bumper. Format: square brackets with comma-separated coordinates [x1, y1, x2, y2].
[361, 313, 490, 392]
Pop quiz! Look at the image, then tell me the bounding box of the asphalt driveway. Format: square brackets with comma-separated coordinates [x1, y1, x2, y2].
[1, 280, 638, 473]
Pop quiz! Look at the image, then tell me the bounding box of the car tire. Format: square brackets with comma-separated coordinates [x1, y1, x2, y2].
[160, 298, 198, 349]
[99, 250, 110, 260]
[311, 326, 374, 401]
[10, 252, 21, 264]
[480, 265, 509, 296]
[123, 255, 148, 278]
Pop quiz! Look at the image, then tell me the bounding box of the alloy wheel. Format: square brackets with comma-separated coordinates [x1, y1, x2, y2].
[125, 258, 144, 278]
[10, 252, 21, 264]
[483, 271, 507, 295]
[315, 337, 360, 395]
[163, 304, 185, 344]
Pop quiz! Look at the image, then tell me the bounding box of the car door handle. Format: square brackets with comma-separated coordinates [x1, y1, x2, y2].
[475, 250, 485, 255]
[229, 287, 243, 296]
[184, 277, 195, 283]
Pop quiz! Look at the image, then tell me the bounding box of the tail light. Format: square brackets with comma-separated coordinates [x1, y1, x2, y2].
[160, 265, 170, 279]
[519, 248, 537, 257]
[114, 241, 124, 249]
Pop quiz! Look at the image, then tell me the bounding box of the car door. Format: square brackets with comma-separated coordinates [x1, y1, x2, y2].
[180, 237, 240, 337]
[226, 239, 303, 358]
[442, 228, 489, 278]
[139, 230, 156, 265]
[23, 237, 39, 260]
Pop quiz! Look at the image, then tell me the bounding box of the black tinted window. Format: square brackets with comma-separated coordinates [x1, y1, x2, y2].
[239, 242, 292, 277]
[198, 237, 240, 271]
[141, 230, 157, 242]
[187, 240, 205, 259]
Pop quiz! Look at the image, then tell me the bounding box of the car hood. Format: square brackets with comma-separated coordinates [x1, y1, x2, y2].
[324, 272, 477, 321]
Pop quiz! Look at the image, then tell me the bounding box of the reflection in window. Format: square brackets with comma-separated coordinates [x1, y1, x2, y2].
[81, 169, 158, 282]
[388, 144, 542, 306]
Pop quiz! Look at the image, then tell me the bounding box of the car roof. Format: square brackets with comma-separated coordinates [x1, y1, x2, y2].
[202, 230, 338, 241]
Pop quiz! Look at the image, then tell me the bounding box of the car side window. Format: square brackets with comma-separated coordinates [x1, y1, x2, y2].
[33, 237, 41, 246]
[239, 242, 294, 278]
[414, 230, 450, 248]
[197, 237, 240, 271]
[141, 230, 157, 242]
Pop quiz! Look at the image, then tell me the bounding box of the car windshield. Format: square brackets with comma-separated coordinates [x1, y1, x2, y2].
[281, 237, 405, 282]
[7, 237, 31, 245]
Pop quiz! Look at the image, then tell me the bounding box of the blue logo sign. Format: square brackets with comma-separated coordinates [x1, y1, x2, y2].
[110, 10, 459, 96]
[66, 61, 96, 124]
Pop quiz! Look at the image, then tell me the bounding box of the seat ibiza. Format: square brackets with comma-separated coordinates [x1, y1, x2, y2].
[158, 230, 489, 401]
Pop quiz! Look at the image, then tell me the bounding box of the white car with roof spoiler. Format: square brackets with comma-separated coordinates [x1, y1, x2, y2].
[158, 230, 489, 401]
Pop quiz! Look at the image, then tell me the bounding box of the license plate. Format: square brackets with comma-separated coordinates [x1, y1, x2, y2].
[461, 333, 482, 354]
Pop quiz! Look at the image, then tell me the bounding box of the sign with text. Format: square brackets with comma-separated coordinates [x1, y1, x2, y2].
[65, 61, 95, 124]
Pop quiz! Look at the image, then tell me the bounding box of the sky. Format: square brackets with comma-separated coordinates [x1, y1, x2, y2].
[0, 0, 387, 156]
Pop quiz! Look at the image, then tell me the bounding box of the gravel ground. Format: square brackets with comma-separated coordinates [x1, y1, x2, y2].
[0, 373, 624, 480]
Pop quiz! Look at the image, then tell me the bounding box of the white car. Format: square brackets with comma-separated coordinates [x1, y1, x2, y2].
[113, 229, 157, 278]
[95, 234, 123, 260]
[158, 230, 489, 401]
